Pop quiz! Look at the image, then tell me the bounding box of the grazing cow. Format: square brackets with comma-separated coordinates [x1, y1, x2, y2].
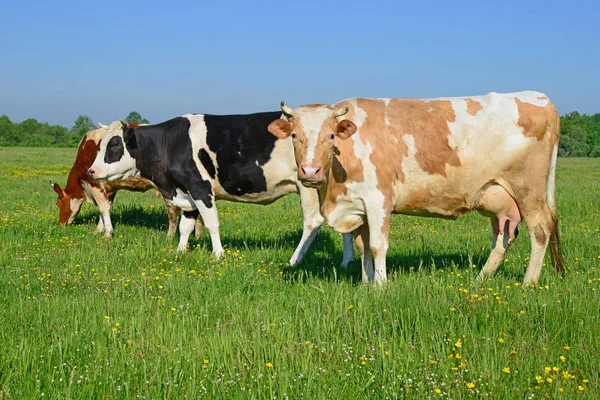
[267, 92, 565, 285]
[53, 127, 202, 238]
[88, 115, 354, 266]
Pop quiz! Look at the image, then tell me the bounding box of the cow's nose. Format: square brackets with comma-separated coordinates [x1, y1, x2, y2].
[300, 165, 322, 181]
[88, 168, 95, 178]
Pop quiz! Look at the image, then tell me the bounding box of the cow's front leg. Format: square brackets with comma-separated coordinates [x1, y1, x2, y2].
[194, 199, 224, 260]
[289, 185, 325, 266]
[97, 196, 114, 238]
[176, 210, 199, 252]
[353, 224, 374, 283]
[366, 208, 390, 286]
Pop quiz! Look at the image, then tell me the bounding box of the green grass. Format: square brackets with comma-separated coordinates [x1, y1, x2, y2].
[1, 147, 599, 399]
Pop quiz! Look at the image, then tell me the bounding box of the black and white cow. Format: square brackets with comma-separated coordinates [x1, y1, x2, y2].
[88, 113, 354, 266]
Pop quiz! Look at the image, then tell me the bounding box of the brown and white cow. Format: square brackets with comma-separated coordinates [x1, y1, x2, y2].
[267, 91, 565, 285]
[53, 126, 202, 238]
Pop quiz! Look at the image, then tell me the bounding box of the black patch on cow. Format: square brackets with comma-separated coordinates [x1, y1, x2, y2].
[183, 209, 200, 219]
[203, 112, 281, 196]
[104, 136, 124, 164]
[199, 149, 216, 179]
[124, 117, 213, 209]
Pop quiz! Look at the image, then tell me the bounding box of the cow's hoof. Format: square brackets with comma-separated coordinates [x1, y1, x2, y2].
[104, 232, 112, 239]
[176, 245, 188, 253]
[213, 249, 225, 260]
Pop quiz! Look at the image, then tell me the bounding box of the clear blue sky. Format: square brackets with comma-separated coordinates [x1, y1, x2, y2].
[1, 0, 598, 128]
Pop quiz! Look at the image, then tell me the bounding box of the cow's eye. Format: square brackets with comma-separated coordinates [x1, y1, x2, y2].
[291, 133, 297, 139]
[329, 133, 335, 140]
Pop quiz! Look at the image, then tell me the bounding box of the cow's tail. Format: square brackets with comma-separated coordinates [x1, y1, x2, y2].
[546, 117, 566, 276]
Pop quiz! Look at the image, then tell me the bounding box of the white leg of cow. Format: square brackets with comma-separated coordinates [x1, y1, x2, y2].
[522, 207, 553, 286]
[289, 185, 325, 266]
[96, 216, 105, 234]
[176, 211, 196, 253]
[365, 208, 389, 286]
[340, 233, 355, 268]
[98, 202, 113, 238]
[353, 224, 374, 284]
[477, 217, 516, 281]
[194, 200, 224, 260]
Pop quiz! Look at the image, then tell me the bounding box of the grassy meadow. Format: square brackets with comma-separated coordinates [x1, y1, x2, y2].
[0, 147, 599, 399]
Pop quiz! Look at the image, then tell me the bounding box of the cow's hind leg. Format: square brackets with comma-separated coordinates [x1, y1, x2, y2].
[477, 216, 519, 281]
[164, 199, 181, 238]
[177, 210, 199, 252]
[194, 199, 224, 260]
[521, 204, 554, 286]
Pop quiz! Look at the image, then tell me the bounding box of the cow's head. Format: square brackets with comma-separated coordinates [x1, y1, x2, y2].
[52, 181, 84, 225]
[267, 102, 357, 188]
[88, 120, 138, 181]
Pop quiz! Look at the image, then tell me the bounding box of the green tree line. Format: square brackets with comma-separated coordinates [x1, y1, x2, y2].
[0, 111, 598, 157]
[0, 112, 149, 148]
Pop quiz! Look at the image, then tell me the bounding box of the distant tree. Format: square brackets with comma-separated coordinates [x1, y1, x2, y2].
[70, 115, 96, 136]
[125, 111, 149, 124]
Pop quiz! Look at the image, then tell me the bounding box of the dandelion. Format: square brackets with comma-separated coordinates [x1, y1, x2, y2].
[203, 359, 209, 364]
[104, 316, 110, 320]
[546, 378, 553, 383]
[503, 367, 510, 374]
[535, 376, 543, 384]
[498, 338, 505, 343]
[455, 340, 462, 348]
[552, 367, 559, 372]
[429, 359, 436, 365]
[467, 382, 475, 389]
[171, 307, 176, 312]
[347, 305, 354, 311]
[544, 367, 552, 374]
[434, 388, 442, 394]
[559, 355, 566, 362]
[578, 386, 584, 391]
[266, 362, 273, 368]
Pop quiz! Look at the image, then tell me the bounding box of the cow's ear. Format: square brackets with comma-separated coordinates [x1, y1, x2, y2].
[268, 119, 292, 139]
[123, 127, 137, 151]
[53, 182, 64, 198]
[336, 120, 357, 140]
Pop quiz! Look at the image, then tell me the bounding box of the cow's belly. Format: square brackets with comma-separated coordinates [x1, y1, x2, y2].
[213, 180, 298, 204]
[170, 189, 197, 211]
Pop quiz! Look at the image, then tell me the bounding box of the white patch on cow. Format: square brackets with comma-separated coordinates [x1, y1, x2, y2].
[428, 108, 433, 113]
[171, 189, 196, 211]
[90, 120, 138, 181]
[186, 114, 216, 181]
[296, 107, 333, 165]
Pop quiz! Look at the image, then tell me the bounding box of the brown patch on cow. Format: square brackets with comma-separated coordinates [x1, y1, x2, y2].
[57, 135, 102, 224]
[466, 99, 483, 116]
[515, 98, 552, 142]
[127, 123, 140, 129]
[386, 99, 461, 177]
